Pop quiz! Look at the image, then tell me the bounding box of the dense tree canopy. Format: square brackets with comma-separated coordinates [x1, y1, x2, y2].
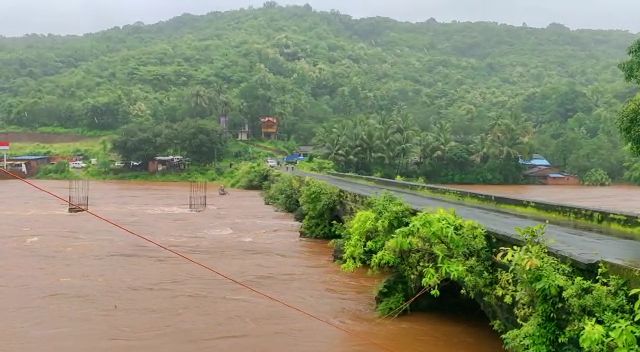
[0, 3, 639, 181]
[619, 39, 640, 156]
[111, 119, 226, 163]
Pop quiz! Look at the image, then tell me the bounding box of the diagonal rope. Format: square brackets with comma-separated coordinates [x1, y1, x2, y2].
[378, 286, 430, 321]
[0, 168, 395, 352]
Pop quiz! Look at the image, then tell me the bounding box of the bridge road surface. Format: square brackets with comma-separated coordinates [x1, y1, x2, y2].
[296, 171, 640, 268]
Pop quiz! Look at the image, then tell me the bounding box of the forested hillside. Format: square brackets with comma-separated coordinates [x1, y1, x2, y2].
[1, 3, 639, 182]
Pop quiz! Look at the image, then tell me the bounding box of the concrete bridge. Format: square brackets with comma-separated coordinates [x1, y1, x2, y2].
[296, 171, 640, 271]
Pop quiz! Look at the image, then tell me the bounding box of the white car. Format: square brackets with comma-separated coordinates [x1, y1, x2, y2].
[267, 159, 278, 168]
[70, 161, 87, 169]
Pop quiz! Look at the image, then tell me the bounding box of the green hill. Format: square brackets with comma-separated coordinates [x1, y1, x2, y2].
[1, 3, 638, 180]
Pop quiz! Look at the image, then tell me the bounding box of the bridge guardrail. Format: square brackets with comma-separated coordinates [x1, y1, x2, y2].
[327, 171, 640, 231]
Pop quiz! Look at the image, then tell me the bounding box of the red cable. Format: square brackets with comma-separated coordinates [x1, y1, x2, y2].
[0, 168, 394, 352]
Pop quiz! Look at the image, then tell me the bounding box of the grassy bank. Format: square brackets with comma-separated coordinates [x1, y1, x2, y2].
[261, 174, 640, 352]
[35, 161, 277, 189]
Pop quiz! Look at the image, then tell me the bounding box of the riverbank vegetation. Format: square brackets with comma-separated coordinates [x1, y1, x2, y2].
[263, 175, 640, 351]
[36, 161, 76, 180]
[298, 179, 342, 239]
[263, 173, 345, 239]
[582, 168, 613, 186]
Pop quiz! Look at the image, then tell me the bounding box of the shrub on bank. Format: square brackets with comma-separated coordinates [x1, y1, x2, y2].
[495, 226, 639, 352]
[298, 178, 341, 239]
[340, 193, 413, 272]
[264, 173, 304, 213]
[228, 162, 274, 190]
[582, 168, 612, 186]
[297, 159, 335, 173]
[371, 209, 493, 315]
[36, 161, 75, 179]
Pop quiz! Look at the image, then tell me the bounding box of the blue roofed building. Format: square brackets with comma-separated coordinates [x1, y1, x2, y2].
[519, 154, 579, 185]
[519, 154, 551, 167]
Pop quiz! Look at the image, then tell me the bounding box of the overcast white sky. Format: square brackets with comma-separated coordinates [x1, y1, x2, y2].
[0, 0, 638, 37]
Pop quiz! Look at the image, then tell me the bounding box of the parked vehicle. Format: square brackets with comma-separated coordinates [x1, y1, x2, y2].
[70, 161, 87, 169]
[267, 158, 278, 168]
[284, 153, 305, 165]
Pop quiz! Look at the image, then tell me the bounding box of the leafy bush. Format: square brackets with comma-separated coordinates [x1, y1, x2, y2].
[624, 159, 640, 184]
[37, 161, 75, 179]
[582, 168, 612, 186]
[298, 178, 341, 239]
[228, 162, 274, 190]
[341, 193, 413, 272]
[264, 173, 303, 212]
[371, 209, 492, 313]
[297, 159, 335, 173]
[495, 226, 640, 352]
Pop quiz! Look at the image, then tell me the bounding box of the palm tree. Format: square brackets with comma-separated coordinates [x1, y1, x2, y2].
[415, 131, 433, 167]
[484, 116, 533, 160]
[429, 121, 458, 164]
[476, 115, 534, 183]
[350, 117, 379, 173]
[190, 86, 212, 117]
[313, 121, 351, 170]
[390, 111, 417, 176]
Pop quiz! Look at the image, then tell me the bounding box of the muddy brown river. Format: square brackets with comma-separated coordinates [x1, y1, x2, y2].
[0, 180, 503, 352]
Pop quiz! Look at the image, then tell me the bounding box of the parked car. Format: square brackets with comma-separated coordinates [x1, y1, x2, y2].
[267, 158, 278, 168]
[114, 161, 125, 168]
[70, 161, 87, 169]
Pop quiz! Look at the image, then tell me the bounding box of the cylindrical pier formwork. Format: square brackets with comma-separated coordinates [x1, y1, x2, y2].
[68, 179, 89, 213]
[189, 181, 207, 212]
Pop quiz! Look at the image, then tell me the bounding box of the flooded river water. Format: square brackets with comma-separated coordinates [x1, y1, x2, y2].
[0, 180, 503, 352]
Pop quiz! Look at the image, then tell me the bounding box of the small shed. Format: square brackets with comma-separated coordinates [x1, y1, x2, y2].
[296, 146, 314, 158]
[545, 173, 580, 185]
[1, 161, 28, 179]
[6, 156, 50, 177]
[148, 156, 187, 173]
[523, 166, 561, 184]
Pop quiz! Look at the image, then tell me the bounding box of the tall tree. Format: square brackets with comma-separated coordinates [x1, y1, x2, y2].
[619, 39, 640, 155]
